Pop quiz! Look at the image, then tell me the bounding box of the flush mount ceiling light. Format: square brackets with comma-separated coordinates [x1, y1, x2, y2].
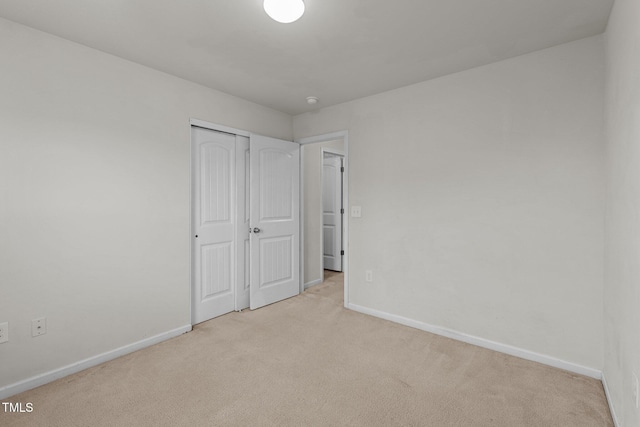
[263, 0, 305, 24]
[306, 96, 319, 105]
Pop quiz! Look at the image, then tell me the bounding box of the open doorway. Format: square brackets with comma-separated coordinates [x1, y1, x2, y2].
[298, 132, 349, 307]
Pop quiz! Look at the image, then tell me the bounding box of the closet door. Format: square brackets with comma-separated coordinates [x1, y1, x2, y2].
[192, 127, 237, 324]
[249, 134, 300, 309]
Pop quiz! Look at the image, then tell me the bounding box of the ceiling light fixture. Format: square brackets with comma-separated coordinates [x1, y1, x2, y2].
[263, 0, 305, 24]
[306, 96, 319, 105]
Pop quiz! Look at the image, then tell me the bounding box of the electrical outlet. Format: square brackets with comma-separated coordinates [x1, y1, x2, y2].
[633, 372, 639, 409]
[32, 317, 46, 337]
[365, 270, 373, 282]
[0, 322, 8, 344]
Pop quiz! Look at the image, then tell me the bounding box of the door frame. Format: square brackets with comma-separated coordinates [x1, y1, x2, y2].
[297, 131, 350, 308]
[320, 149, 344, 277]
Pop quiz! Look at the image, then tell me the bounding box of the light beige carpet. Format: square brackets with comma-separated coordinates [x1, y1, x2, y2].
[1, 271, 612, 426]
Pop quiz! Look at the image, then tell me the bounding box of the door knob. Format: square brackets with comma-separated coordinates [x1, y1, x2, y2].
[253, 227, 261, 234]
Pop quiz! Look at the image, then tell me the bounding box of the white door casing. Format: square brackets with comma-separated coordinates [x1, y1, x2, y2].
[297, 130, 349, 307]
[249, 134, 300, 310]
[323, 155, 343, 271]
[192, 127, 237, 324]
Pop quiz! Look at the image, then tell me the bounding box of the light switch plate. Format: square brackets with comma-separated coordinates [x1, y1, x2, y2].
[351, 206, 362, 217]
[365, 270, 373, 282]
[0, 322, 8, 344]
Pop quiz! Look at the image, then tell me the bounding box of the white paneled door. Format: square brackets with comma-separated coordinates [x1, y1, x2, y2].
[192, 127, 300, 323]
[192, 127, 238, 324]
[323, 154, 343, 272]
[249, 134, 300, 310]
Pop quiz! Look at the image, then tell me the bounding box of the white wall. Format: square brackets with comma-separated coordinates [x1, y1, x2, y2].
[294, 36, 605, 370]
[0, 12, 613, 401]
[0, 18, 292, 392]
[302, 140, 344, 285]
[604, 0, 640, 424]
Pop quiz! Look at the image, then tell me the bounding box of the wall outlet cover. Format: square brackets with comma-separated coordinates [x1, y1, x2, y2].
[32, 317, 47, 337]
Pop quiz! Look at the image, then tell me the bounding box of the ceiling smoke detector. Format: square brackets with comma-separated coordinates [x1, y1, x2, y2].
[306, 96, 319, 105]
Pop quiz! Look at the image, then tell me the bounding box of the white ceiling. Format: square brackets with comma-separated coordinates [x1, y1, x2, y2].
[0, 0, 613, 115]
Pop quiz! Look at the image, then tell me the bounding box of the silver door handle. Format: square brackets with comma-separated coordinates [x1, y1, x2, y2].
[252, 227, 261, 234]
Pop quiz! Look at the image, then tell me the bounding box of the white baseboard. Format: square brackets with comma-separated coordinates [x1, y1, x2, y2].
[601, 372, 620, 427]
[304, 278, 323, 289]
[347, 303, 602, 379]
[0, 324, 192, 400]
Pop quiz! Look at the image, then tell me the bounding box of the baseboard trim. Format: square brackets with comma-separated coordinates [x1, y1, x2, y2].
[304, 278, 323, 290]
[601, 372, 620, 427]
[347, 303, 602, 379]
[0, 324, 192, 400]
